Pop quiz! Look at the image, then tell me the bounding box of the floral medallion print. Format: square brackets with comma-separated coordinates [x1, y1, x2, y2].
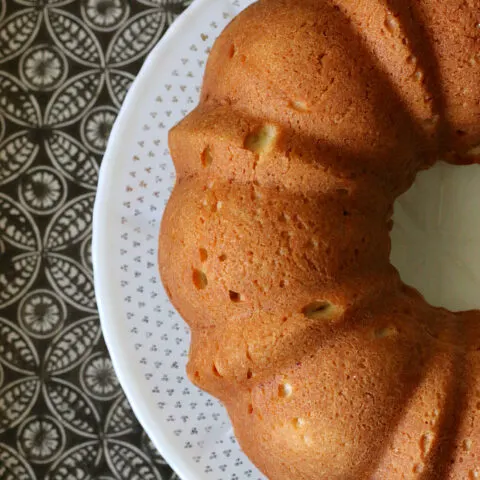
[0, 1, 188, 478]
[81, 0, 130, 32]
[80, 353, 120, 401]
[80, 106, 118, 155]
[19, 44, 68, 91]
[18, 166, 67, 215]
[18, 289, 66, 339]
[17, 415, 66, 464]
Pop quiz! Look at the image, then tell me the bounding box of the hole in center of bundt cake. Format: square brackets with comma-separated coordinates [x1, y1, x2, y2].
[390, 162, 480, 312]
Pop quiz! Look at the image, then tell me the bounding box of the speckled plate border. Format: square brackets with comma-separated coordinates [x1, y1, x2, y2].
[92, 0, 267, 479]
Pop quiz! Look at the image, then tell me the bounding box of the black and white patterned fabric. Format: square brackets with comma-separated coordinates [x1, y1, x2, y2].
[0, 1, 189, 478]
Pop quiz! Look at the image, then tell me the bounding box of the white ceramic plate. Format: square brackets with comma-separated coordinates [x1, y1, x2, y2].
[92, 0, 266, 479]
[93, 0, 480, 478]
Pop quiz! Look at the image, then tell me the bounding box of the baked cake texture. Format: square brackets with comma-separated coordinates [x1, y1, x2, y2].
[159, 0, 480, 477]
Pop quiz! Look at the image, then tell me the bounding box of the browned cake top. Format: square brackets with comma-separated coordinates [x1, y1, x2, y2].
[160, 0, 480, 478]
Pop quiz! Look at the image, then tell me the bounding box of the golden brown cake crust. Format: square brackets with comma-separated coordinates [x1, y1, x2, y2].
[159, 0, 480, 478]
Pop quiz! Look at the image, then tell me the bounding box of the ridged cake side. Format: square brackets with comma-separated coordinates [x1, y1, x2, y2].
[159, 0, 480, 478]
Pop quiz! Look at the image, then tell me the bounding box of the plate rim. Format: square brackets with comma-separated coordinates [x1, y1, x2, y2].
[92, 1, 219, 478]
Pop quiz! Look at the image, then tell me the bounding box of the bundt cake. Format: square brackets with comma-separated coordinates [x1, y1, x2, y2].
[159, 0, 480, 477]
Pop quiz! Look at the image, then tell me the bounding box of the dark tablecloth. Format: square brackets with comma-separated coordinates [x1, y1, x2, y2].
[0, 1, 189, 478]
